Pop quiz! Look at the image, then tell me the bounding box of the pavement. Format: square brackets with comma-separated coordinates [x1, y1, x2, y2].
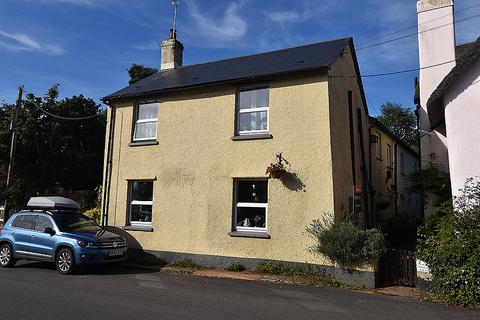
[0, 260, 479, 320]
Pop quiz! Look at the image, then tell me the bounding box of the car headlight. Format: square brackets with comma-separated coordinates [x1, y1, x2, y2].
[77, 241, 97, 248]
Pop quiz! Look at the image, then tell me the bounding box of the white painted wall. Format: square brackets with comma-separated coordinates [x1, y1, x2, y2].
[417, 0, 456, 171]
[444, 59, 480, 196]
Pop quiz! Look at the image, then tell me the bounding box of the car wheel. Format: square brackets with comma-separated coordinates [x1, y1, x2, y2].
[56, 248, 75, 275]
[0, 244, 16, 268]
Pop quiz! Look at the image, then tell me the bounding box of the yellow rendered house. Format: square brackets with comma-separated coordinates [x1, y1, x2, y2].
[101, 32, 376, 287]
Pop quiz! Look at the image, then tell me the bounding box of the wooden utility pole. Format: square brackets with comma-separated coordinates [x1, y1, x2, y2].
[3, 86, 23, 222]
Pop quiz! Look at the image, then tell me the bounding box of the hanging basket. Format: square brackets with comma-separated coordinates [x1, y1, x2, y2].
[266, 163, 287, 179]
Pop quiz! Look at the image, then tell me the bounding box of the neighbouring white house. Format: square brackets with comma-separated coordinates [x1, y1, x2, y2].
[417, 0, 480, 199]
[428, 38, 480, 197]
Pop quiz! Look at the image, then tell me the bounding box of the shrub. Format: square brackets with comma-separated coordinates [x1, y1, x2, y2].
[84, 207, 101, 223]
[169, 258, 201, 269]
[306, 217, 386, 266]
[417, 178, 480, 307]
[83, 185, 102, 224]
[225, 261, 245, 272]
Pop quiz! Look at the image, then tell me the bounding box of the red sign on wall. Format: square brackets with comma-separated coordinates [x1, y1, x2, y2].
[354, 186, 362, 195]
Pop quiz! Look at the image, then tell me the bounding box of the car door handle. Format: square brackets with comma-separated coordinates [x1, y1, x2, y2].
[31, 235, 35, 240]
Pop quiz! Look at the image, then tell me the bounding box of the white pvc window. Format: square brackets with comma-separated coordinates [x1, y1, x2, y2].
[128, 181, 153, 226]
[234, 180, 268, 233]
[133, 103, 158, 141]
[237, 87, 269, 135]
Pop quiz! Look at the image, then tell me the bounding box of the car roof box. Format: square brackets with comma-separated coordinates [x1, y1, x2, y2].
[26, 197, 80, 210]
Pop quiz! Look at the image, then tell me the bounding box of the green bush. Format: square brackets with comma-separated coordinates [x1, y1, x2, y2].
[417, 178, 480, 307]
[225, 261, 245, 272]
[84, 207, 101, 223]
[306, 217, 386, 266]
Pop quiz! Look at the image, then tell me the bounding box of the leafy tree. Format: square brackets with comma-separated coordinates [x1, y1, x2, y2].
[377, 102, 418, 150]
[0, 85, 106, 213]
[128, 64, 158, 85]
[409, 166, 451, 207]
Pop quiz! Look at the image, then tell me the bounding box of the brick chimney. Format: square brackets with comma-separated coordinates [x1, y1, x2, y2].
[161, 29, 183, 70]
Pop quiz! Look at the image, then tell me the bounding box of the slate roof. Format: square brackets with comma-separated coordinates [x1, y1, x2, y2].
[427, 37, 480, 128]
[103, 38, 352, 102]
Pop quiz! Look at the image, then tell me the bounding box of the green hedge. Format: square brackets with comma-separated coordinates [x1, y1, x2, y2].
[417, 179, 480, 307]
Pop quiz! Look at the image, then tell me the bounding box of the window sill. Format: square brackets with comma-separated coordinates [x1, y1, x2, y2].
[231, 133, 273, 141]
[129, 140, 159, 147]
[229, 231, 271, 239]
[122, 225, 153, 232]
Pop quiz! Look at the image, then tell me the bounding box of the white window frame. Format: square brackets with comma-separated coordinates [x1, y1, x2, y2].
[128, 181, 153, 227]
[133, 103, 158, 142]
[237, 86, 269, 135]
[234, 180, 268, 233]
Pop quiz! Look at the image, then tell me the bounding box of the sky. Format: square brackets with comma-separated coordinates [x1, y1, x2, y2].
[0, 0, 479, 115]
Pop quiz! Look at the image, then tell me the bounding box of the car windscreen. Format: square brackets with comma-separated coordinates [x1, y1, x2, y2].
[52, 211, 101, 233]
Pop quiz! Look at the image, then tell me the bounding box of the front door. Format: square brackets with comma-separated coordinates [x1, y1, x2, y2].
[30, 215, 56, 260]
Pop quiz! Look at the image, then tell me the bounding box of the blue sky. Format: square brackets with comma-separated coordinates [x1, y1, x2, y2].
[0, 0, 479, 115]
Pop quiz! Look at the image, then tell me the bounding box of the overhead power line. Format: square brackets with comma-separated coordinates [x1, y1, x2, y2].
[24, 89, 102, 121]
[357, 2, 480, 47]
[356, 13, 480, 51]
[331, 49, 478, 79]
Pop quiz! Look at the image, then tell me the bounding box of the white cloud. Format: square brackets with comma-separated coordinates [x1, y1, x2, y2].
[131, 40, 160, 51]
[20, 0, 105, 7]
[55, 0, 97, 6]
[266, 11, 300, 25]
[265, 1, 326, 27]
[184, 0, 248, 48]
[0, 30, 66, 55]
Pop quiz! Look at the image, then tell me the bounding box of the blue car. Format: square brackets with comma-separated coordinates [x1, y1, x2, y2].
[0, 197, 127, 274]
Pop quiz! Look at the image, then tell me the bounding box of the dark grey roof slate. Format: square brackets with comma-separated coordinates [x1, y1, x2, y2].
[428, 37, 480, 128]
[103, 38, 352, 102]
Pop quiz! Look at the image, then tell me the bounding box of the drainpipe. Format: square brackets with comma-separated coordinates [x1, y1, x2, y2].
[357, 108, 370, 228]
[394, 142, 399, 217]
[101, 101, 116, 228]
[368, 124, 376, 227]
[348, 91, 356, 186]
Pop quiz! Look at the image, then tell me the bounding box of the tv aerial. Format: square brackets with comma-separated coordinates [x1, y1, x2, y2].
[172, 0, 180, 38]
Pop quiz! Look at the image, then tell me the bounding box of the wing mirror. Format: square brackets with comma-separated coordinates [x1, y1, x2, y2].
[43, 227, 56, 235]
